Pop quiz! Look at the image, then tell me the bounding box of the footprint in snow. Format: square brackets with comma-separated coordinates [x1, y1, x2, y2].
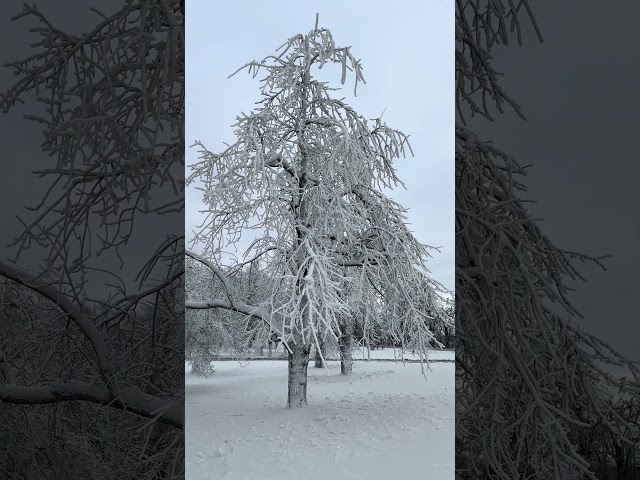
[215, 445, 234, 457]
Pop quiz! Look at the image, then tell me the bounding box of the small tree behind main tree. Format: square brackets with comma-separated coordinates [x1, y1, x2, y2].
[187, 15, 450, 408]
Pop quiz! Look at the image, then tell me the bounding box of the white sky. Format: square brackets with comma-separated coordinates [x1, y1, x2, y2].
[186, 1, 454, 291]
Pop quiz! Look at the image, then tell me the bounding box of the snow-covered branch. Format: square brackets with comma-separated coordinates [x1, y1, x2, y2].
[0, 260, 115, 394]
[185, 249, 288, 346]
[0, 382, 182, 429]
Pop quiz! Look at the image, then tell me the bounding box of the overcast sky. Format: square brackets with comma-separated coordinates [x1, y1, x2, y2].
[186, 0, 454, 291]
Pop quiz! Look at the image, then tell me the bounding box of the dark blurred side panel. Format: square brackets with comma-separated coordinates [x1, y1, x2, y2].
[0, 2, 185, 479]
[456, 2, 640, 479]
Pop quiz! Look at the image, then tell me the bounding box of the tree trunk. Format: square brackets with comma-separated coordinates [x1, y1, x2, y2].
[444, 325, 453, 348]
[339, 333, 353, 375]
[365, 338, 371, 362]
[287, 343, 311, 408]
[314, 338, 325, 368]
[268, 341, 273, 358]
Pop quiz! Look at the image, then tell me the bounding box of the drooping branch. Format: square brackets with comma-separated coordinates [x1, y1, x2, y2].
[184, 249, 288, 349]
[0, 382, 183, 429]
[0, 259, 184, 429]
[185, 249, 235, 306]
[0, 260, 115, 395]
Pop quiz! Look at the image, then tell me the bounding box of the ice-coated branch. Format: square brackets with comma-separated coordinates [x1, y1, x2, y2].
[0, 260, 115, 396]
[456, 0, 541, 122]
[1, 1, 184, 285]
[185, 249, 236, 307]
[185, 249, 289, 349]
[0, 382, 182, 429]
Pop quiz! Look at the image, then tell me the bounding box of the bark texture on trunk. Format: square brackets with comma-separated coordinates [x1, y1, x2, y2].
[314, 338, 325, 368]
[339, 333, 353, 375]
[287, 343, 311, 408]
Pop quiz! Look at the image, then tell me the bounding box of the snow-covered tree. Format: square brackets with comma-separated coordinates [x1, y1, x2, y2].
[456, 2, 640, 478]
[186, 254, 275, 375]
[187, 16, 449, 407]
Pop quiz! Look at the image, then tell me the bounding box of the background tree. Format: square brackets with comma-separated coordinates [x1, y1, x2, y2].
[187, 15, 449, 408]
[185, 254, 274, 375]
[0, 1, 184, 478]
[455, 1, 640, 478]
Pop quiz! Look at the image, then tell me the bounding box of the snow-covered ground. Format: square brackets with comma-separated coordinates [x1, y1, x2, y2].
[186, 350, 454, 479]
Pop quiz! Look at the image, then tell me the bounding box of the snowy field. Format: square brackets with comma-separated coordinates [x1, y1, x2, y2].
[186, 351, 454, 480]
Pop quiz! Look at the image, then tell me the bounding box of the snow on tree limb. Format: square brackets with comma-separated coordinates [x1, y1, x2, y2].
[0, 259, 115, 394]
[0, 382, 182, 429]
[185, 248, 289, 350]
[0, 253, 184, 430]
